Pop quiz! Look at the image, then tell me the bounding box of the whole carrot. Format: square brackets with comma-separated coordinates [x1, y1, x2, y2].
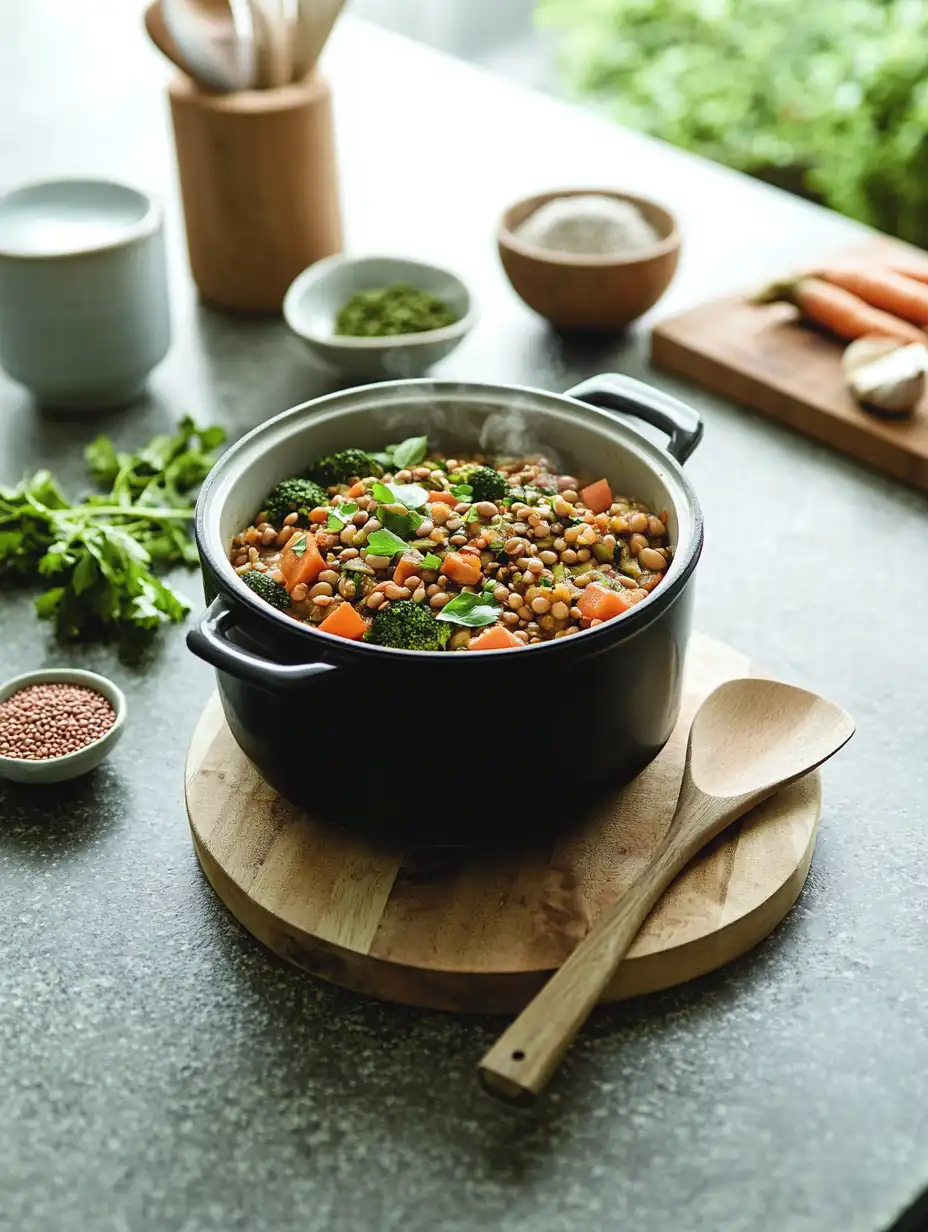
[756, 277, 925, 344]
[817, 266, 928, 326]
[890, 266, 928, 287]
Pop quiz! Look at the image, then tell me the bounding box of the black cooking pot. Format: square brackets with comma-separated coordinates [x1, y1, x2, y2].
[188, 374, 703, 843]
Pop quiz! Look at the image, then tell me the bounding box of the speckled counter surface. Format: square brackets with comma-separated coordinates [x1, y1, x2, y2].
[1, 6, 927, 1232]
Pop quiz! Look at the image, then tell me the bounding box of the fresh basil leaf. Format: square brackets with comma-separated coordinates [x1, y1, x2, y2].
[371, 450, 393, 468]
[290, 534, 309, 558]
[435, 590, 502, 628]
[390, 435, 428, 468]
[420, 552, 442, 570]
[366, 527, 411, 558]
[450, 483, 473, 501]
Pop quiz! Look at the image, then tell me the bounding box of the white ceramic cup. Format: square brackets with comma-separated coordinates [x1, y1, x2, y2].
[0, 179, 171, 408]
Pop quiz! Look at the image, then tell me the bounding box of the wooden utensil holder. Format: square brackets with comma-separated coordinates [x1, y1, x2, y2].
[169, 73, 342, 312]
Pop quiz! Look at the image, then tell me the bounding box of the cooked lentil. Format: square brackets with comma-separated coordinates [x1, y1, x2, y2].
[231, 444, 673, 651]
[0, 683, 116, 760]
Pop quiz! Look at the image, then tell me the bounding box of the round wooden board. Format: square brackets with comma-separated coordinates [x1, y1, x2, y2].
[185, 634, 821, 1013]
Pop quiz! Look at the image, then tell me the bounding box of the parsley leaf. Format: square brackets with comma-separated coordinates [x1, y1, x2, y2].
[1, 419, 225, 645]
[326, 501, 358, 531]
[366, 528, 412, 558]
[435, 590, 503, 628]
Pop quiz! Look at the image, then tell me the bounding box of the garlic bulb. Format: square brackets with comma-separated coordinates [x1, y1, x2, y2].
[843, 335, 928, 415]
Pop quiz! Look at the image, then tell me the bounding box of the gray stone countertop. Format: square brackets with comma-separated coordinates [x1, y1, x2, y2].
[1, 4, 926, 1230]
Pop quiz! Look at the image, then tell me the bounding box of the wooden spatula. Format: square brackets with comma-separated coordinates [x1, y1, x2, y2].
[478, 677, 855, 1106]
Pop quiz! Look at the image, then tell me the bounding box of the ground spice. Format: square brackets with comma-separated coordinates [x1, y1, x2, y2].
[334, 283, 457, 337]
[515, 194, 660, 256]
[0, 682, 116, 760]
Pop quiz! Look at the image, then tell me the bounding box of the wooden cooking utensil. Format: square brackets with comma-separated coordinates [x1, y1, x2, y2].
[478, 677, 855, 1106]
[250, 0, 292, 88]
[145, 1, 200, 80]
[291, 0, 346, 79]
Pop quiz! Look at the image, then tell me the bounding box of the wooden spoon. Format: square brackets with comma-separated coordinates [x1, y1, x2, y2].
[478, 678, 855, 1107]
[291, 0, 346, 79]
[144, 0, 200, 80]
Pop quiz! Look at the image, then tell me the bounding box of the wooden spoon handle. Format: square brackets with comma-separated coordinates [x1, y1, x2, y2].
[478, 842, 685, 1106]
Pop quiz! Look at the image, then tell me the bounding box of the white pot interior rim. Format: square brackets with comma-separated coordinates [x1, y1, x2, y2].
[198, 378, 703, 648]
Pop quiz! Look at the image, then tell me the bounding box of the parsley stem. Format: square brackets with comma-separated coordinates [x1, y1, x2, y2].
[77, 505, 193, 521]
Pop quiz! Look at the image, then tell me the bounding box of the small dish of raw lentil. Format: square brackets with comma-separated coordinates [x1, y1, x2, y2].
[0, 669, 126, 783]
[232, 436, 673, 652]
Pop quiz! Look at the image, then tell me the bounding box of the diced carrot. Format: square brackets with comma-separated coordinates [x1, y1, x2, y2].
[318, 602, 368, 640]
[576, 583, 632, 623]
[347, 481, 366, 498]
[441, 552, 482, 585]
[309, 507, 328, 524]
[468, 625, 522, 651]
[580, 478, 613, 514]
[280, 531, 326, 592]
[393, 553, 422, 587]
[426, 490, 457, 505]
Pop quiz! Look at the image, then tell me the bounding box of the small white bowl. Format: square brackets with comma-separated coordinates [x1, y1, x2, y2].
[0, 668, 127, 784]
[283, 254, 473, 380]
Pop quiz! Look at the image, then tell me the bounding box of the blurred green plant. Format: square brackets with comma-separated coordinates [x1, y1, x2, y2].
[537, 0, 928, 245]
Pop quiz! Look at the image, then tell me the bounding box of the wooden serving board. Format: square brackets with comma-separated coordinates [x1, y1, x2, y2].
[185, 634, 822, 1013]
[651, 238, 928, 490]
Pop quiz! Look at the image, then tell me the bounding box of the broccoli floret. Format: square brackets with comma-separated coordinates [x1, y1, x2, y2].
[451, 463, 509, 502]
[308, 449, 383, 487]
[367, 600, 449, 651]
[241, 570, 291, 611]
[262, 477, 328, 525]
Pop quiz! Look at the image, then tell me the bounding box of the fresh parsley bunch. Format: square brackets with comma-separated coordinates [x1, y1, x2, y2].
[0, 417, 225, 643]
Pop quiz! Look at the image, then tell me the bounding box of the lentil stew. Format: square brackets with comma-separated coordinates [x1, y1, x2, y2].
[229, 437, 673, 651]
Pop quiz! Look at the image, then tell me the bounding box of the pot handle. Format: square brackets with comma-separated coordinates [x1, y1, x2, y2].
[187, 596, 338, 690]
[566, 373, 703, 464]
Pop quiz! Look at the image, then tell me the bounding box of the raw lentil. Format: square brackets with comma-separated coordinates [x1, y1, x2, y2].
[0, 683, 115, 760]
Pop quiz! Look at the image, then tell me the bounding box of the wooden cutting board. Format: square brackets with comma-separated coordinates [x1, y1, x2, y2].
[651, 237, 928, 490]
[184, 634, 822, 1013]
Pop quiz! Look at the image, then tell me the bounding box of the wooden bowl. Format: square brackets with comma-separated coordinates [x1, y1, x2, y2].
[497, 189, 680, 331]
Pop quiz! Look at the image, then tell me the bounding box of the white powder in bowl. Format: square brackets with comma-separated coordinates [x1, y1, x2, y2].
[514, 194, 661, 257]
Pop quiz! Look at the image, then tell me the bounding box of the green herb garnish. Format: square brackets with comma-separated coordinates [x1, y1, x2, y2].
[334, 285, 455, 338]
[366, 527, 412, 558]
[463, 506, 480, 524]
[290, 534, 310, 558]
[373, 481, 428, 509]
[0, 417, 225, 644]
[435, 590, 502, 628]
[326, 501, 358, 531]
[450, 483, 473, 502]
[419, 552, 442, 570]
[390, 435, 429, 469]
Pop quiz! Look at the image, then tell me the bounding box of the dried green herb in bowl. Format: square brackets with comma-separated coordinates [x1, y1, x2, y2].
[334, 283, 457, 338]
